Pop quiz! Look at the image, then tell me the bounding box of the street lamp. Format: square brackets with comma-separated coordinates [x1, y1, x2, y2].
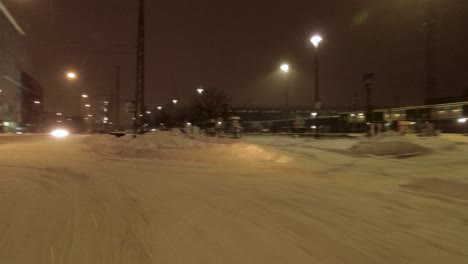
[67, 72, 77, 79]
[34, 100, 41, 104]
[310, 34, 323, 139]
[156, 106, 163, 110]
[172, 99, 178, 104]
[197, 88, 204, 94]
[85, 104, 91, 108]
[81, 94, 88, 98]
[280, 63, 290, 109]
[310, 35, 323, 48]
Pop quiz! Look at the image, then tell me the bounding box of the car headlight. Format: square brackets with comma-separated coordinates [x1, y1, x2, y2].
[51, 129, 69, 138]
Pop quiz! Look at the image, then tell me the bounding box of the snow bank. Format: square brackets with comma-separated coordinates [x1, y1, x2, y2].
[350, 132, 458, 158]
[403, 178, 468, 200]
[84, 131, 293, 164]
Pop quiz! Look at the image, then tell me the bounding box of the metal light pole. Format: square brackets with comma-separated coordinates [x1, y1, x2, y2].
[424, 0, 436, 101]
[280, 64, 290, 109]
[134, 0, 145, 134]
[310, 35, 323, 139]
[115, 65, 121, 130]
[65, 71, 81, 117]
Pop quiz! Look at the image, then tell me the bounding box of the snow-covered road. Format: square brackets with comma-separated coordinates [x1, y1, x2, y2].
[0, 134, 467, 263]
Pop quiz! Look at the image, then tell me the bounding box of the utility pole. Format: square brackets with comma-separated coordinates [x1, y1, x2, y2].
[134, 0, 145, 134]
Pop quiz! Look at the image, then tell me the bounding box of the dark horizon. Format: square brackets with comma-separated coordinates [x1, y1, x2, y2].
[4, 0, 468, 114]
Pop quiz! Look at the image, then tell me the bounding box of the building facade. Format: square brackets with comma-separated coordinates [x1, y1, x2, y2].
[1, 3, 42, 132]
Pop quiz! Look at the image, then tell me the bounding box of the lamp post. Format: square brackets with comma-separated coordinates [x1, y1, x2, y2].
[280, 63, 290, 109]
[197, 88, 204, 95]
[65, 71, 83, 120]
[310, 34, 323, 139]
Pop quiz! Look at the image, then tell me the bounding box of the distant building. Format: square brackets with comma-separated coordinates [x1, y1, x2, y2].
[0, 4, 44, 133]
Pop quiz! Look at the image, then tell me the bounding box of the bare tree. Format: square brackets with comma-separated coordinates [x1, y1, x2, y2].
[192, 87, 230, 121]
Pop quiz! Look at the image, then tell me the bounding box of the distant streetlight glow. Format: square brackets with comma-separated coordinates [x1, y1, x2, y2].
[172, 99, 178, 104]
[157, 106, 163, 110]
[67, 72, 77, 79]
[280, 64, 289, 73]
[311, 112, 318, 117]
[34, 101, 41, 104]
[85, 104, 91, 107]
[197, 88, 204, 94]
[146, 111, 151, 114]
[310, 35, 323, 48]
[458, 118, 467, 123]
[56, 113, 62, 116]
[81, 94, 88, 98]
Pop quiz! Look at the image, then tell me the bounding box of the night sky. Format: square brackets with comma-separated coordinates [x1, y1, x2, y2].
[5, 0, 468, 114]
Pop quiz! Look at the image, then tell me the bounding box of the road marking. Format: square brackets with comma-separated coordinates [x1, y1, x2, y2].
[50, 246, 55, 264]
[91, 213, 98, 229]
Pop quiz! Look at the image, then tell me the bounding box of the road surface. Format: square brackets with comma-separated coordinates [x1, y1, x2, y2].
[0, 135, 467, 263]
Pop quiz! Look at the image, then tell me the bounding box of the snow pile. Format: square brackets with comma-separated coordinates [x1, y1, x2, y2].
[403, 178, 468, 200]
[350, 132, 457, 158]
[85, 131, 293, 164]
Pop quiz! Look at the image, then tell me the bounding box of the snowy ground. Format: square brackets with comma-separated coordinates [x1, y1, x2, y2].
[0, 132, 468, 263]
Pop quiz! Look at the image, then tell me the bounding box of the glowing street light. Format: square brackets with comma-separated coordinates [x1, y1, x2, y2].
[197, 88, 204, 94]
[56, 113, 62, 116]
[156, 106, 163, 110]
[81, 94, 88, 98]
[172, 99, 178, 104]
[146, 111, 151, 114]
[310, 35, 323, 48]
[66, 72, 77, 79]
[280, 64, 289, 73]
[84, 104, 91, 107]
[311, 112, 318, 117]
[458, 118, 467, 123]
[310, 34, 323, 139]
[34, 100, 41, 104]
